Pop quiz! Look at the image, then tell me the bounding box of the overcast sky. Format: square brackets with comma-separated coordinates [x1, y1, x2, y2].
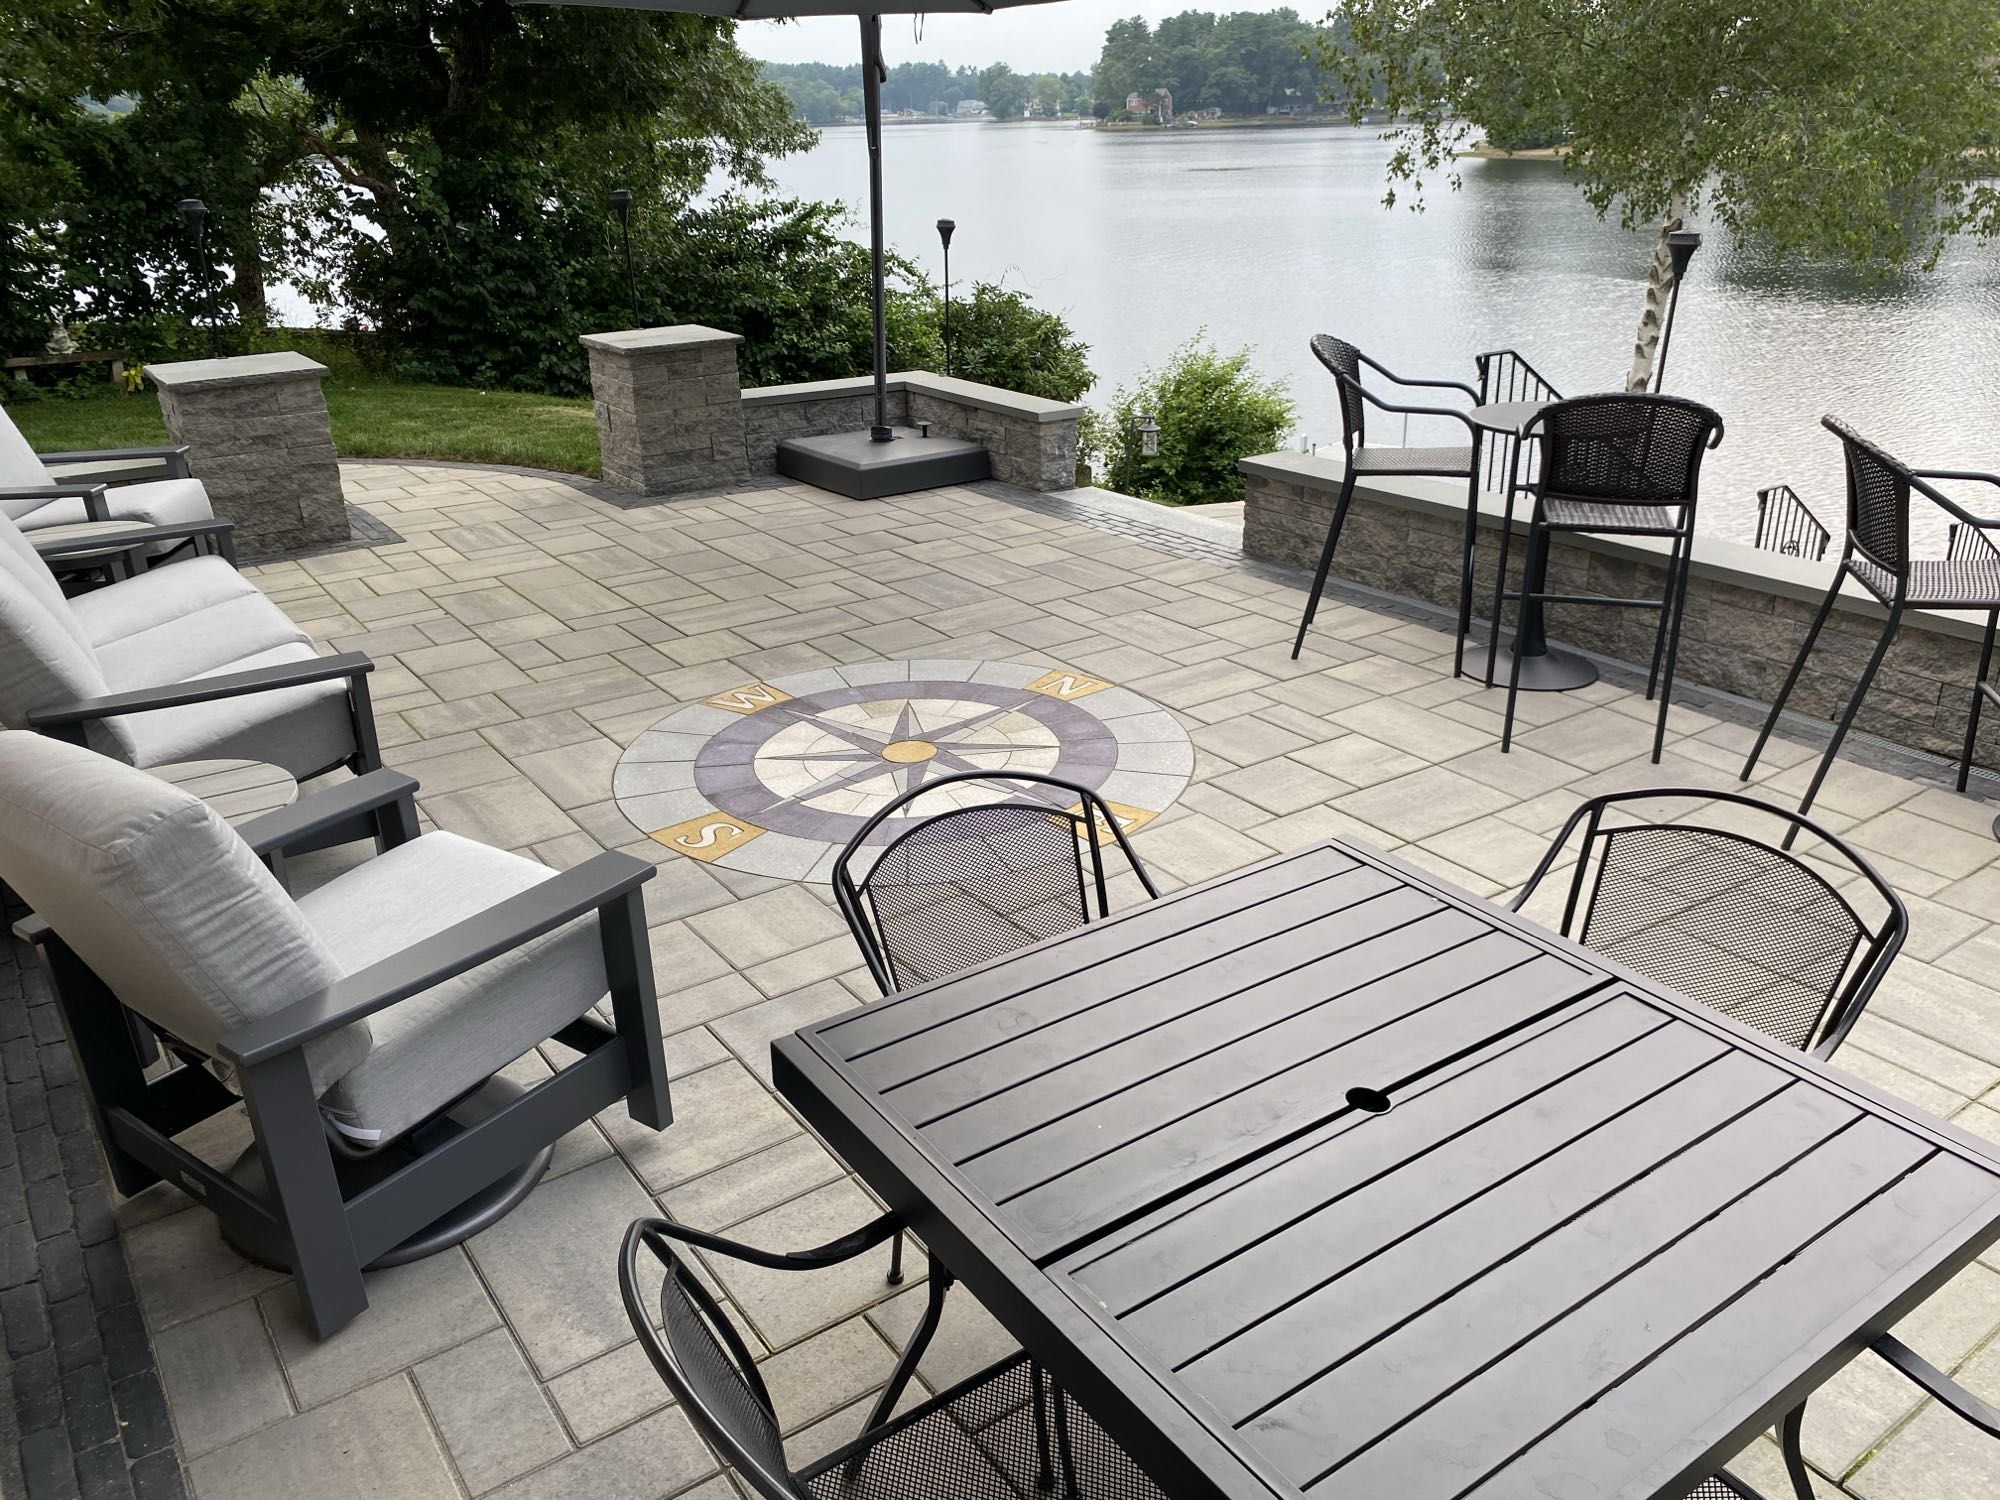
[735, 1, 1315, 74]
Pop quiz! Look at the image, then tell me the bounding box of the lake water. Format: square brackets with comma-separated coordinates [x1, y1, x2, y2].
[769, 121, 2000, 543]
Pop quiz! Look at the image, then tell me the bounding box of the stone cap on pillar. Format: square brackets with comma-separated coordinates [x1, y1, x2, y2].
[147, 351, 330, 392]
[580, 325, 744, 356]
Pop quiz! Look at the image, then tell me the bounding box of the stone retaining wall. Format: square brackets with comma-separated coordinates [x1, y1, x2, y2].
[584, 330, 1086, 495]
[1242, 451, 2000, 772]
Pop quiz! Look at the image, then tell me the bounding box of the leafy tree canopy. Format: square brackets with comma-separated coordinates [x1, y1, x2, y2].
[1316, 0, 2000, 273]
[1093, 11, 1324, 119]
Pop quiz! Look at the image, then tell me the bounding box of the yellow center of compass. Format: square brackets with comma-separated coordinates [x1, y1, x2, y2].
[880, 739, 939, 764]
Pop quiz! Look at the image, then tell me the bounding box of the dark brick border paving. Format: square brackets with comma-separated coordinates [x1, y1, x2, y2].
[0, 923, 185, 1500]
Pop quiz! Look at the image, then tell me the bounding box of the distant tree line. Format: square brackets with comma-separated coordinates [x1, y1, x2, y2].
[761, 60, 1091, 123]
[1093, 10, 1336, 118]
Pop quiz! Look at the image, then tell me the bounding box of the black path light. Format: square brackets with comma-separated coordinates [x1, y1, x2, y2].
[516, 0, 1064, 497]
[1652, 226, 1702, 393]
[609, 187, 639, 327]
[178, 198, 213, 353]
[936, 217, 955, 377]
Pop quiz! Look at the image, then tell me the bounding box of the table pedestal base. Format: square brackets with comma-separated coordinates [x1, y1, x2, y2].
[1480, 633, 1600, 692]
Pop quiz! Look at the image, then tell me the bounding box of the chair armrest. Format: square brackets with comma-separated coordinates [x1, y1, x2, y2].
[34, 518, 236, 565]
[214, 849, 655, 1068]
[236, 770, 420, 859]
[28, 652, 374, 731]
[0, 483, 111, 520]
[40, 445, 191, 481]
[1872, 1333, 2000, 1437]
[1899, 468, 2000, 534]
[1356, 350, 1481, 401]
[41, 444, 190, 465]
[1355, 386, 1482, 433]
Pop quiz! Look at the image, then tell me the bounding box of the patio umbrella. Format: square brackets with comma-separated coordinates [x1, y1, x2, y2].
[519, 0, 1064, 485]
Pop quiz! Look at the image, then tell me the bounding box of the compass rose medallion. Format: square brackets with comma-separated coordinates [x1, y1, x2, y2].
[612, 661, 1194, 882]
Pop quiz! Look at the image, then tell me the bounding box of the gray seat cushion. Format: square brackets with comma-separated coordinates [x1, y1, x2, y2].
[0, 514, 109, 731]
[0, 732, 367, 1092]
[297, 832, 610, 1143]
[65, 555, 356, 777]
[8, 477, 213, 534]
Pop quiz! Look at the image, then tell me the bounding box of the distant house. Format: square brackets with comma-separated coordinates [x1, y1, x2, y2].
[955, 99, 987, 117]
[1124, 92, 1147, 114]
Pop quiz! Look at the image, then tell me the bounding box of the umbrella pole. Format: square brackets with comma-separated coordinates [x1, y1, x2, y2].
[861, 12, 892, 441]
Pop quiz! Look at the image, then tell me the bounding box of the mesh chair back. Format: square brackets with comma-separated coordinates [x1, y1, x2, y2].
[833, 771, 1158, 995]
[1823, 415, 1913, 577]
[620, 1223, 806, 1500]
[1520, 791, 1904, 1056]
[1534, 393, 1723, 512]
[1310, 334, 1367, 451]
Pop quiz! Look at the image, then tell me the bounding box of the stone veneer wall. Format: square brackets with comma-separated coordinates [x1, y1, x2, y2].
[740, 374, 1081, 491]
[1242, 451, 2000, 772]
[146, 352, 348, 554]
[741, 383, 909, 475]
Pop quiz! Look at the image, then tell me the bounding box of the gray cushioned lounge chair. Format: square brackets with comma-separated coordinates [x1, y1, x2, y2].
[0, 732, 670, 1338]
[0, 402, 214, 541]
[0, 507, 376, 781]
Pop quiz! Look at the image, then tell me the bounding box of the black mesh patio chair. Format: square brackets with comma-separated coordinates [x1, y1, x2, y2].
[833, 770, 1159, 996]
[1491, 392, 1724, 762]
[620, 1218, 1166, 1500]
[1694, 1332, 2000, 1498]
[1741, 417, 2000, 817]
[1511, 789, 1905, 1060]
[1291, 335, 1491, 677]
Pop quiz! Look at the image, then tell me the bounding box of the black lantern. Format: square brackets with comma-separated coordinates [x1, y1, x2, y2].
[936, 218, 956, 376]
[609, 188, 639, 328]
[177, 199, 214, 354]
[1653, 227, 1702, 392]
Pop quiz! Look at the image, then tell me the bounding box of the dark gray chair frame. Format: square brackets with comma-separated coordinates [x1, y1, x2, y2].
[1292, 335, 1492, 678]
[1704, 1332, 1999, 1498]
[1741, 416, 2000, 817]
[1491, 392, 1724, 762]
[28, 772, 672, 1339]
[1511, 788, 1906, 1062]
[831, 769, 1160, 997]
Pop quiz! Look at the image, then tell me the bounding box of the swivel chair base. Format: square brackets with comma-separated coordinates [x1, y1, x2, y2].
[223, 1076, 553, 1271]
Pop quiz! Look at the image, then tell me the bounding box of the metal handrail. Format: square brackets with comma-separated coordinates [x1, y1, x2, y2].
[1753, 484, 1833, 562]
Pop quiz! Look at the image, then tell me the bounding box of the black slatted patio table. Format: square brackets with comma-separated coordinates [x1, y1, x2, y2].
[772, 838, 2000, 1500]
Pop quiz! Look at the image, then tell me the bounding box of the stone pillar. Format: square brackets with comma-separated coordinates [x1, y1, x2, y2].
[581, 326, 748, 496]
[147, 352, 348, 553]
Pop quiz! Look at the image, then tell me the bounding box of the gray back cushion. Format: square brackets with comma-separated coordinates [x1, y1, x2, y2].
[0, 513, 109, 736]
[0, 733, 367, 1086]
[0, 405, 52, 490]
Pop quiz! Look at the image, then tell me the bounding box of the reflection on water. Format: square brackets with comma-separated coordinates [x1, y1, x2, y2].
[767, 122, 2000, 543]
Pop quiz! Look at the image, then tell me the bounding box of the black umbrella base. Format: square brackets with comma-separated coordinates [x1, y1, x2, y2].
[778, 426, 991, 500]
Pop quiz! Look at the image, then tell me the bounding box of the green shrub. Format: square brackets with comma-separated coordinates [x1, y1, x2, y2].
[1096, 334, 1294, 504]
[893, 280, 1093, 402]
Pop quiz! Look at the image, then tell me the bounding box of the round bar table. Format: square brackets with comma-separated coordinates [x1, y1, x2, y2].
[1470, 399, 1599, 692]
